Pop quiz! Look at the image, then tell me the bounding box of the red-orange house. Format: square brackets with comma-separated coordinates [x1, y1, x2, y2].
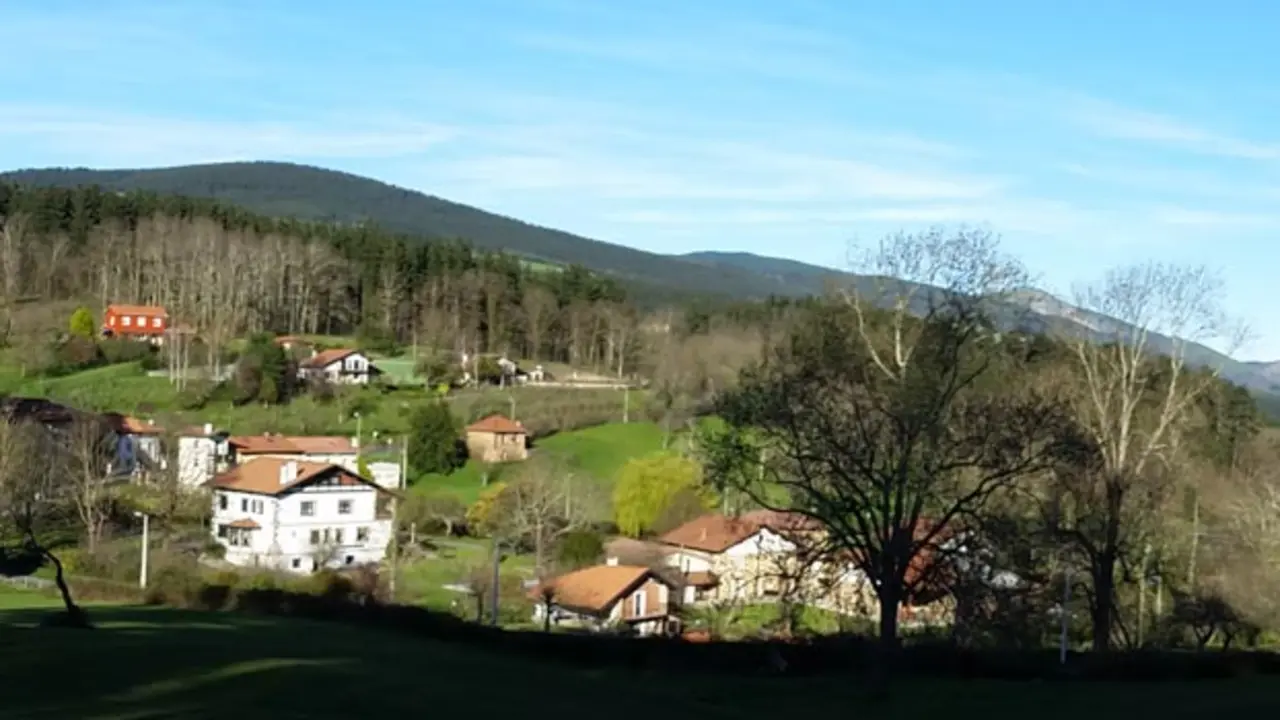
[102, 304, 169, 344]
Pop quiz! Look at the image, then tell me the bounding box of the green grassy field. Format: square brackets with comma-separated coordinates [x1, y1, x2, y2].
[408, 421, 685, 504]
[395, 537, 533, 611]
[0, 596, 1277, 719]
[0, 360, 642, 439]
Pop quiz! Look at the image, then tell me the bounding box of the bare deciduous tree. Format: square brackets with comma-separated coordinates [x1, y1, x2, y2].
[1054, 262, 1243, 651]
[0, 420, 90, 625]
[490, 457, 603, 575]
[66, 417, 117, 554]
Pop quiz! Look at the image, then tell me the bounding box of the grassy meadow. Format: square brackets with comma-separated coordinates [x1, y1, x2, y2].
[0, 592, 1277, 719]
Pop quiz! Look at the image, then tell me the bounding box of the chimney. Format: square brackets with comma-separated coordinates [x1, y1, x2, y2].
[280, 460, 298, 486]
[351, 436, 360, 449]
[203, 422, 213, 435]
[606, 556, 619, 566]
[700, 527, 708, 541]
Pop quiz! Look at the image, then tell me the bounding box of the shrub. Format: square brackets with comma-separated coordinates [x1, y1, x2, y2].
[99, 338, 156, 366]
[68, 307, 95, 339]
[556, 530, 604, 570]
[51, 335, 103, 375]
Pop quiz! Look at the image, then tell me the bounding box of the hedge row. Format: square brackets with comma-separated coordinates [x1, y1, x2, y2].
[60, 573, 1280, 682]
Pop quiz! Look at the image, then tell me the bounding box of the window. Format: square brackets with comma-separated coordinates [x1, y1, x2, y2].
[135, 316, 145, 327]
[291, 558, 301, 569]
[344, 555, 354, 565]
[216, 525, 228, 538]
[240, 498, 248, 512]
[301, 501, 315, 517]
[309, 530, 320, 545]
[333, 529, 344, 544]
[631, 591, 646, 617]
[122, 316, 131, 327]
[218, 495, 227, 510]
[338, 499, 352, 515]
[356, 527, 369, 542]
[251, 500, 263, 514]
[322, 528, 332, 543]
[152, 317, 161, 328]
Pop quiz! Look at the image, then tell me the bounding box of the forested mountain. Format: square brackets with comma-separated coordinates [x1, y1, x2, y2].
[0, 163, 798, 302]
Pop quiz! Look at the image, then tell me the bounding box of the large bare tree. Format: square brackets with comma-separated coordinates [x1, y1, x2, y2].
[489, 457, 603, 575]
[704, 228, 1082, 663]
[0, 420, 90, 625]
[65, 417, 118, 554]
[1052, 262, 1243, 651]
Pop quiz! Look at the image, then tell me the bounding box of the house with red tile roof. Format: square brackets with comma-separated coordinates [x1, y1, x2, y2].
[528, 561, 679, 636]
[102, 304, 169, 344]
[298, 348, 381, 385]
[206, 457, 396, 572]
[464, 414, 528, 463]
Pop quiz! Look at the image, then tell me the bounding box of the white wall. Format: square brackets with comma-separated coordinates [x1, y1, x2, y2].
[178, 436, 223, 487]
[724, 527, 796, 558]
[368, 461, 402, 490]
[665, 549, 713, 573]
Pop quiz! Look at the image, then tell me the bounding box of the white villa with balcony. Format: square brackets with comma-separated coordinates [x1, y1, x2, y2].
[206, 457, 396, 572]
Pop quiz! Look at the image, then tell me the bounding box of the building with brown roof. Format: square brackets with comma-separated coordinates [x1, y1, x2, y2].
[228, 434, 359, 462]
[207, 457, 396, 573]
[298, 348, 380, 385]
[464, 414, 528, 463]
[529, 562, 679, 636]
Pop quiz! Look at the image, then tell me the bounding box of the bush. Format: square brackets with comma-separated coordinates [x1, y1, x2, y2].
[50, 335, 103, 375]
[61, 558, 1280, 683]
[99, 338, 156, 367]
[556, 530, 604, 569]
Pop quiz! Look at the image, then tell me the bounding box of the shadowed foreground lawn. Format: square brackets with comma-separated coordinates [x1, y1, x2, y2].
[1, 602, 1278, 719]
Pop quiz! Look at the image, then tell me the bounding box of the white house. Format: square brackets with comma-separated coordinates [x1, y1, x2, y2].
[658, 513, 801, 605]
[298, 348, 380, 385]
[206, 457, 396, 572]
[177, 424, 230, 487]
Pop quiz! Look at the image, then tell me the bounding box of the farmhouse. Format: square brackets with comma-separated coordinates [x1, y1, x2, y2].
[464, 414, 528, 463]
[102, 304, 169, 344]
[530, 563, 679, 636]
[298, 348, 380, 385]
[104, 413, 165, 477]
[206, 457, 395, 572]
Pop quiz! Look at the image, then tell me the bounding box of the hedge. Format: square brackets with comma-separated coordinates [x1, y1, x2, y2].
[50, 572, 1280, 682]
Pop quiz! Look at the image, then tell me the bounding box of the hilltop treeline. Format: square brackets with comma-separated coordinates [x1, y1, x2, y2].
[0, 182, 656, 369]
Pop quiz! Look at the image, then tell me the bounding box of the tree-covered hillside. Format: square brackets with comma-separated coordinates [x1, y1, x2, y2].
[0, 162, 799, 301]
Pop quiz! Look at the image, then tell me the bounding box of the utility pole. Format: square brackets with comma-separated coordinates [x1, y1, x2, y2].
[490, 537, 502, 627]
[389, 437, 408, 602]
[135, 512, 150, 589]
[622, 386, 630, 424]
[508, 394, 516, 421]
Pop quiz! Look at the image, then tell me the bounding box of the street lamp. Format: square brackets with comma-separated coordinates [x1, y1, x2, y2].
[134, 511, 150, 589]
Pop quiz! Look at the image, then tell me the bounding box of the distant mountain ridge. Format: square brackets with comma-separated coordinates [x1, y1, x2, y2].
[4, 161, 1277, 402]
[684, 251, 1280, 397]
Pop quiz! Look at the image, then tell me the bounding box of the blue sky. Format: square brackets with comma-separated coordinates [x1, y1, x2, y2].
[3, 0, 1278, 358]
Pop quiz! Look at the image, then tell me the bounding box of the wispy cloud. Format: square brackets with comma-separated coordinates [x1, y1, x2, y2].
[1150, 206, 1280, 228]
[512, 19, 871, 88]
[1070, 98, 1280, 160]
